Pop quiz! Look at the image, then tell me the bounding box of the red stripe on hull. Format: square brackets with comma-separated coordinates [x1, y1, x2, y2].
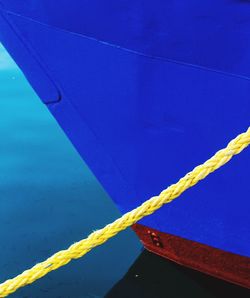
[133, 224, 250, 289]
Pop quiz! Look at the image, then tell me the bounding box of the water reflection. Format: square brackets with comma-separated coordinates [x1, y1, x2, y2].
[0, 44, 141, 297]
[106, 250, 250, 298]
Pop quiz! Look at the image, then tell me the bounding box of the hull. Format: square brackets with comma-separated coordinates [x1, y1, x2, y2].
[0, 1, 249, 288]
[133, 224, 250, 289]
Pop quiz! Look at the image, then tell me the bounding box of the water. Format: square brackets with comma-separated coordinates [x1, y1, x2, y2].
[0, 43, 141, 297]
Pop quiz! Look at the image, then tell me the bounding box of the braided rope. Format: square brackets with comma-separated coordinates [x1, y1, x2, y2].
[0, 127, 249, 297]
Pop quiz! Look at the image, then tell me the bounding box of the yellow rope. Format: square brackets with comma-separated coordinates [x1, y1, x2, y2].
[0, 128, 250, 297]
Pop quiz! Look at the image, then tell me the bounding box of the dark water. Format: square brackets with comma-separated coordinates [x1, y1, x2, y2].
[107, 250, 250, 298]
[0, 44, 249, 298]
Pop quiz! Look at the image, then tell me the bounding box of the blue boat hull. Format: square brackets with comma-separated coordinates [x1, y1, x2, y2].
[0, 0, 249, 287]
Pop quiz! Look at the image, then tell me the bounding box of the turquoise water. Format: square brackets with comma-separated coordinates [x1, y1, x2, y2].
[0, 44, 141, 297]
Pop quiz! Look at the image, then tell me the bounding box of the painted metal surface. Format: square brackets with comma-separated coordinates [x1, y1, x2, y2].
[0, 1, 249, 258]
[133, 223, 250, 289]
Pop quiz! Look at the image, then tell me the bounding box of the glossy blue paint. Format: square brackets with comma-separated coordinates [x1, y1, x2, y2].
[0, 1, 249, 258]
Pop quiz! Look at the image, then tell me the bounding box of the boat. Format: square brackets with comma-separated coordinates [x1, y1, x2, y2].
[0, 0, 249, 289]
